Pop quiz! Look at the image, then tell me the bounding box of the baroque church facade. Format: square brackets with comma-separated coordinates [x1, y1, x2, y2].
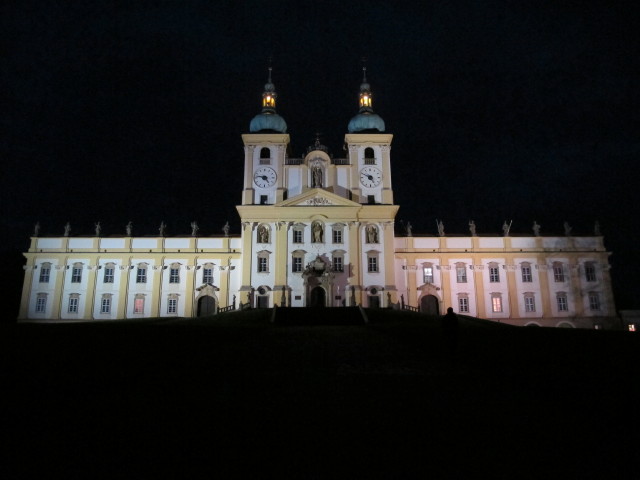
[19, 70, 617, 328]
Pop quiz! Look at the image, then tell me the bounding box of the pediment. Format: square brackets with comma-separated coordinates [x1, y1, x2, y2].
[276, 189, 361, 208]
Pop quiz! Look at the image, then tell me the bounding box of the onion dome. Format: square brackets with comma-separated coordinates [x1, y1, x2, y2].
[348, 66, 385, 133]
[250, 67, 287, 133]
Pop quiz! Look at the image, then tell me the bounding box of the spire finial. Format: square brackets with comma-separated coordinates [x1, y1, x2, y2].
[268, 56, 273, 83]
[361, 56, 367, 82]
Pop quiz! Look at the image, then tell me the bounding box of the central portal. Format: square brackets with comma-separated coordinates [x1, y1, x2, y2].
[309, 286, 326, 307]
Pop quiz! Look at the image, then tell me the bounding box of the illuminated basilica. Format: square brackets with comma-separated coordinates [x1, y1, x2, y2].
[19, 69, 617, 328]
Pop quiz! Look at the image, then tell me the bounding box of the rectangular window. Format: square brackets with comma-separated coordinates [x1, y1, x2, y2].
[589, 293, 601, 311]
[101, 297, 111, 314]
[104, 267, 114, 283]
[167, 298, 177, 314]
[521, 266, 532, 282]
[71, 267, 82, 283]
[260, 195, 268, 205]
[423, 267, 434, 284]
[293, 230, 303, 243]
[169, 268, 180, 283]
[554, 265, 565, 282]
[39, 267, 50, 283]
[492, 296, 502, 313]
[333, 256, 343, 272]
[368, 256, 378, 273]
[35, 296, 47, 313]
[68, 297, 78, 313]
[202, 268, 214, 284]
[557, 295, 568, 312]
[458, 297, 469, 313]
[292, 257, 302, 273]
[332, 229, 343, 244]
[136, 267, 147, 283]
[525, 296, 535, 312]
[258, 257, 268, 273]
[585, 264, 596, 282]
[134, 297, 145, 314]
[456, 266, 467, 283]
[489, 267, 500, 283]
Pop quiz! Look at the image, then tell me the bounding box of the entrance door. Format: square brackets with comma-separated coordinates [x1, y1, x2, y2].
[309, 286, 326, 307]
[420, 295, 439, 315]
[197, 296, 216, 316]
[257, 295, 269, 308]
[368, 295, 380, 308]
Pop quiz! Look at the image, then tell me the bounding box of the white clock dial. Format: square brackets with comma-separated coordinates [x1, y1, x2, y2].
[253, 167, 277, 188]
[359, 166, 382, 188]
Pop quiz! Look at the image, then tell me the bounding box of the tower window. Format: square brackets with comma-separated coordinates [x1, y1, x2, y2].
[367, 195, 375, 205]
[260, 195, 268, 205]
[368, 255, 378, 273]
[364, 147, 375, 165]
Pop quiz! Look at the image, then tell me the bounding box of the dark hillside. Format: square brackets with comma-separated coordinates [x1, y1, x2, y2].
[4, 309, 639, 479]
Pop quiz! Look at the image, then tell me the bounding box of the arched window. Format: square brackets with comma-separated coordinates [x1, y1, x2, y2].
[260, 147, 271, 164]
[364, 147, 375, 165]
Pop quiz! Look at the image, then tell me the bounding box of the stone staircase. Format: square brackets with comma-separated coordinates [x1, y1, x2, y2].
[271, 306, 367, 326]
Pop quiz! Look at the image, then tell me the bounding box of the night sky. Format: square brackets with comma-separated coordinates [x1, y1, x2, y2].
[2, 1, 639, 312]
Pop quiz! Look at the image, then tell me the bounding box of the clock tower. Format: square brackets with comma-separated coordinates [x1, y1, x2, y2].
[241, 67, 289, 206]
[346, 67, 394, 205]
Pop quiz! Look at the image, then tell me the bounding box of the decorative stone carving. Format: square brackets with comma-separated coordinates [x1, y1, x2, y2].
[306, 196, 332, 206]
[502, 220, 512, 237]
[311, 221, 324, 243]
[564, 221, 572, 236]
[532, 221, 541, 236]
[437, 220, 445, 237]
[469, 220, 477, 236]
[64, 222, 71, 237]
[222, 221, 230, 236]
[258, 224, 270, 243]
[126, 221, 133, 236]
[33, 222, 40, 237]
[159, 221, 166, 237]
[191, 221, 199, 237]
[366, 224, 379, 243]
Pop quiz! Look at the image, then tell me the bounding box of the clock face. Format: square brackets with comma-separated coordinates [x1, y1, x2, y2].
[253, 167, 277, 188]
[360, 166, 382, 188]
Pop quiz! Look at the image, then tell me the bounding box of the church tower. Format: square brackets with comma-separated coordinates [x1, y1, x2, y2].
[236, 67, 399, 308]
[241, 67, 289, 206]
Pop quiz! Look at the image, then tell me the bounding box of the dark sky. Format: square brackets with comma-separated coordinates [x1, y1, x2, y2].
[2, 1, 639, 309]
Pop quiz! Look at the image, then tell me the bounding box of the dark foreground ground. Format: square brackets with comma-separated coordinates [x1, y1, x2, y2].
[3, 309, 639, 479]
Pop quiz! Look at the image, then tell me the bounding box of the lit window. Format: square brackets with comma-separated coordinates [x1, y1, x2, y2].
[491, 294, 502, 313]
[39, 263, 51, 283]
[134, 295, 145, 314]
[368, 256, 378, 273]
[557, 293, 568, 312]
[423, 266, 434, 284]
[293, 228, 303, 243]
[629, 324, 636, 332]
[524, 294, 536, 312]
[101, 295, 111, 314]
[71, 264, 83, 283]
[585, 263, 596, 282]
[458, 296, 469, 313]
[589, 293, 601, 311]
[68, 295, 79, 313]
[103, 264, 115, 283]
[521, 264, 532, 283]
[456, 265, 467, 283]
[489, 265, 500, 283]
[136, 265, 147, 283]
[169, 267, 180, 283]
[35, 294, 47, 313]
[202, 266, 214, 284]
[553, 262, 565, 282]
[332, 228, 343, 244]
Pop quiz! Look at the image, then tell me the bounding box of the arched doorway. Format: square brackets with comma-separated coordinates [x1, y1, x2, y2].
[197, 296, 216, 316]
[309, 286, 326, 307]
[420, 295, 439, 315]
